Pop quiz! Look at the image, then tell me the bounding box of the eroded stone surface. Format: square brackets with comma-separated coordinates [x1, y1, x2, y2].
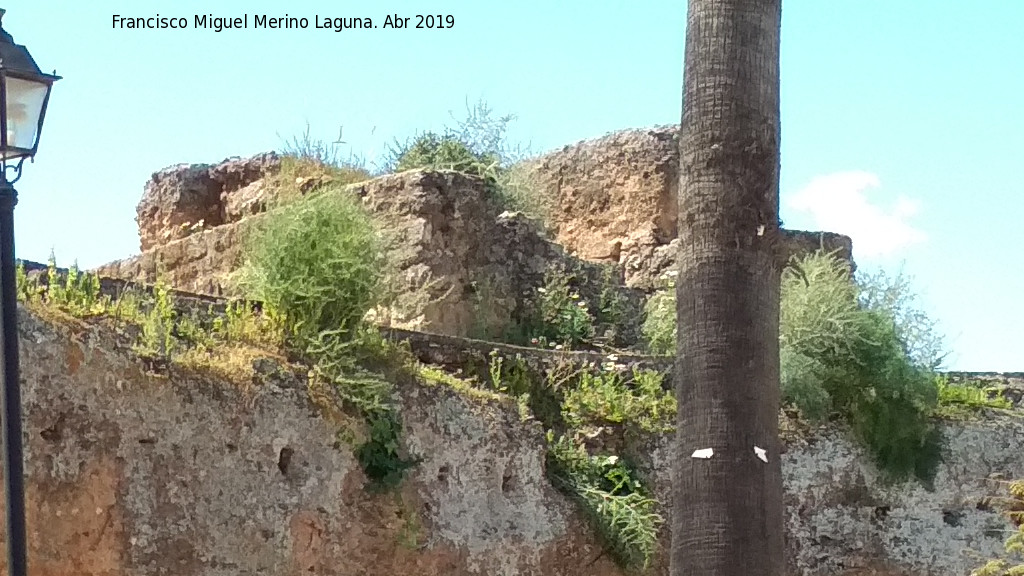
[5, 307, 628, 576]
[136, 153, 281, 252]
[522, 126, 681, 261]
[523, 126, 854, 290]
[623, 414, 1024, 576]
[122, 141, 854, 303]
[101, 169, 646, 343]
[6, 306, 1022, 575]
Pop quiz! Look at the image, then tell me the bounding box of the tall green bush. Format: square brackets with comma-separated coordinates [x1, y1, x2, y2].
[858, 266, 948, 370]
[779, 252, 942, 482]
[237, 185, 416, 490]
[641, 251, 945, 482]
[237, 189, 385, 348]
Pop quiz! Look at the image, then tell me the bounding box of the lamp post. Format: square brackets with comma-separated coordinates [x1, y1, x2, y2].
[0, 8, 59, 576]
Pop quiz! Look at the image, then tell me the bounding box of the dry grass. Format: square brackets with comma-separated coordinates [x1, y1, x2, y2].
[172, 343, 282, 389]
[264, 156, 372, 209]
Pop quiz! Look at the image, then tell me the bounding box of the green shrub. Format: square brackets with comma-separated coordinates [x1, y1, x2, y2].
[562, 368, 676, 434]
[393, 131, 499, 179]
[781, 251, 943, 483]
[535, 271, 595, 349]
[641, 250, 947, 483]
[858, 266, 948, 370]
[641, 283, 676, 355]
[238, 186, 416, 490]
[237, 188, 386, 348]
[381, 99, 549, 220]
[355, 409, 420, 491]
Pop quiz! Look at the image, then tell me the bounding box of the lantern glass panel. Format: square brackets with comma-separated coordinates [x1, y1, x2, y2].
[4, 76, 49, 154]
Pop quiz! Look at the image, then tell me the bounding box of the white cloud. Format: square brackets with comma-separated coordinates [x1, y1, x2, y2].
[785, 171, 926, 259]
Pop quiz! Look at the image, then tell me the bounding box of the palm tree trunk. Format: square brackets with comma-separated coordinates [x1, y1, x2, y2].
[670, 1, 785, 575]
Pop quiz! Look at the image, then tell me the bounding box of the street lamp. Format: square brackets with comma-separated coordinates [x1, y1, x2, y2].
[0, 8, 59, 576]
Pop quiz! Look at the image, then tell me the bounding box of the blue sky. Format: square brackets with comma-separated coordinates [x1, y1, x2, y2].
[5, 1, 1022, 370]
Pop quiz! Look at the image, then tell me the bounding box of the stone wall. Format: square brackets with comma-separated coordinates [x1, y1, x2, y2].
[136, 153, 282, 252]
[632, 416, 1024, 576]
[102, 140, 854, 321]
[9, 306, 616, 576]
[521, 126, 854, 290]
[99, 166, 646, 343]
[42, 130, 1010, 576]
[9, 304, 1024, 576]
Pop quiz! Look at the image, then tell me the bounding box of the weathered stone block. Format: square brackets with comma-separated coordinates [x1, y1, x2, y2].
[136, 153, 280, 251]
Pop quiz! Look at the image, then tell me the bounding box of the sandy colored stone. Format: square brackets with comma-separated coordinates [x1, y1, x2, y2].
[523, 126, 854, 289]
[136, 153, 280, 252]
[99, 169, 645, 342]
[526, 127, 679, 258]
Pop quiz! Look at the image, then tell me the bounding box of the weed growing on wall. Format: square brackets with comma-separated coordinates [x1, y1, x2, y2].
[381, 99, 550, 221]
[532, 270, 595, 349]
[42, 254, 108, 317]
[641, 280, 676, 356]
[484, 351, 566, 428]
[281, 122, 368, 171]
[593, 264, 630, 345]
[19, 256, 119, 320]
[269, 124, 372, 208]
[212, 300, 286, 348]
[934, 375, 1013, 419]
[135, 277, 177, 357]
[18, 256, 290, 385]
[391, 131, 499, 178]
[545, 432, 663, 572]
[562, 368, 676, 434]
[355, 409, 419, 492]
[512, 265, 638, 352]
[477, 349, 671, 568]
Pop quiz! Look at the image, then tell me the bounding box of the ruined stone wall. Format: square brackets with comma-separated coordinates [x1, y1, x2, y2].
[101, 138, 853, 323]
[98, 163, 646, 342]
[136, 153, 282, 251]
[521, 126, 854, 290]
[9, 303, 1024, 576]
